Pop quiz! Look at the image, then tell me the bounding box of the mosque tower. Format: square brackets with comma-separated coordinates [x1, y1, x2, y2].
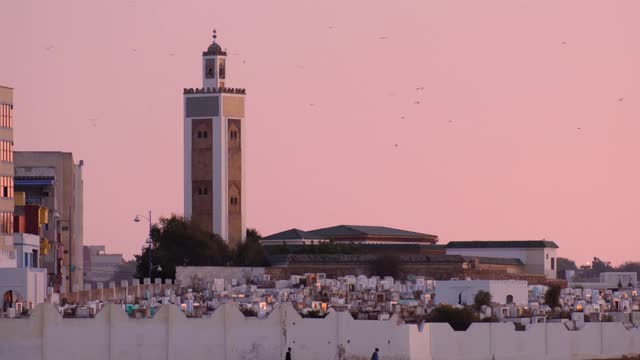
[183, 30, 246, 247]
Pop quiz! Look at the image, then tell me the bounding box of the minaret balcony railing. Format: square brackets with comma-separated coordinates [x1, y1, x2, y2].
[183, 87, 246, 95]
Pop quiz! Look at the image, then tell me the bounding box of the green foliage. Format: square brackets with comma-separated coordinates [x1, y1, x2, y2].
[425, 305, 479, 331]
[239, 307, 257, 317]
[370, 254, 401, 279]
[473, 290, 492, 310]
[133, 219, 272, 279]
[233, 228, 270, 266]
[544, 285, 562, 309]
[134, 215, 231, 279]
[302, 310, 327, 318]
[556, 257, 578, 279]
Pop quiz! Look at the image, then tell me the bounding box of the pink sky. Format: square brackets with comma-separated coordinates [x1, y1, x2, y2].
[1, 0, 639, 265]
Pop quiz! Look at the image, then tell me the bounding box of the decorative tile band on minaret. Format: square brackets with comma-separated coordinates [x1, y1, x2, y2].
[183, 30, 246, 248]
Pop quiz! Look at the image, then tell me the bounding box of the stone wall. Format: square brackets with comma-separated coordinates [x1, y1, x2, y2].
[1, 303, 639, 360]
[265, 265, 564, 286]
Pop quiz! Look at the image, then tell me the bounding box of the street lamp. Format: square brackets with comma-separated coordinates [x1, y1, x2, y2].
[133, 211, 153, 279]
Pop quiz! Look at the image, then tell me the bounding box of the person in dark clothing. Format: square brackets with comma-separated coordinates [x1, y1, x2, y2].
[371, 348, 379, 360]
[285, 347, 292, 360]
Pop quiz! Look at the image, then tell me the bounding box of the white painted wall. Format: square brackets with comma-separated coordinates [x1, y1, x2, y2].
[435, 280, 529, 306]
[0, 248, 16, 268]
[14, 233, 40, 268]
[0, 268, 47, 309]
[2, 303, 640, 360]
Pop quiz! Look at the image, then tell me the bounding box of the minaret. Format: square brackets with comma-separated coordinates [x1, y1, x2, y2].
[184, 30, 246, 248]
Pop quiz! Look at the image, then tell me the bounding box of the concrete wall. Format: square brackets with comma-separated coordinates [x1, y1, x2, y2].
[175, 266, 265, 287]
[2, 303, 640, 360]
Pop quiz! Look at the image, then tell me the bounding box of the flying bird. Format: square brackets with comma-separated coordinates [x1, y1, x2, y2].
[379, 36, 388, 40]
[561, 41, 567, 45]
[618, 97, 624, 102]
[416, 87, 424, 91]
[88, 118, 97, 127]
[328, 26, 336, 30]
[44, 46, 54, 51]
[394, 144, 398, 147]
[400, 116, 406, 119]
[413, 101, 421, 105]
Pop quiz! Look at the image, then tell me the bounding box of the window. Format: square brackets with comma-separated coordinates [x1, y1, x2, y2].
[203, 131, 208, 138]
[197, 131, 202, 138]
[506, 295, 513, 304]
[0, 177, 12, 198]
[546, 254, 549, 260]
[551, 258, 555, 270]
[0, 141, 13, 162]
[0, 104, 11, 129]
[203, 187, 208, 195]
[197, 187, 202, 195]
[24, 253, 29, 267]
[0, 212, 14, 234]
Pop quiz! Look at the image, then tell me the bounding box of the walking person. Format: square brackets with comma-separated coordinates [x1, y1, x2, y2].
[371, 348, 379, 360]
[285, 347, 292, 360]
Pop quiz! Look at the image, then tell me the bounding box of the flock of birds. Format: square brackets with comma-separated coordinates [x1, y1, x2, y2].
[41, 32, 628, 135]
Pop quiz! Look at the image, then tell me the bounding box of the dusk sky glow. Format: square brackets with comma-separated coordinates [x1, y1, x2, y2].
[1, 0, 639, 265]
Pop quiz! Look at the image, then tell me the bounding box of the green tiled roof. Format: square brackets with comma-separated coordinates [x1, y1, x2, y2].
[262, 228, 326, 241]
[309, 225, 436, 238]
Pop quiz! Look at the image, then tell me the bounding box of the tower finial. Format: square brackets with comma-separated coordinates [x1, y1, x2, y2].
[212, 29, 217, 42]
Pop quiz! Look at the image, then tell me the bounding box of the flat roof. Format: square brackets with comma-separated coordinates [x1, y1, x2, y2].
[446, 240, 559, 249]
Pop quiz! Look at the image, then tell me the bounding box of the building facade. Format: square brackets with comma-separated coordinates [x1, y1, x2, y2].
[14, 152, 84, 292]
[0, 86, 15, 268]
[446, 241, 558, 279]
[82, 245, 125, 285]
[184, 30, 246, 248]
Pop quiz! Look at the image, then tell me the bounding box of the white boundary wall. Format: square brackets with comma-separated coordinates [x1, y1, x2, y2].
[1, 303, 640, 360]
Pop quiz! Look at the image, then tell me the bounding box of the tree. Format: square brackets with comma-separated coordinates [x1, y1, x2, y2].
[134, 215, 231, 279]
[544, 285, 562, 309]
[233, 228, 270, 267]
[370, 254, 401, 279]
[425, 305, 479, 331]
[473, 290, 492, 310]
[556, 257, 578, 280]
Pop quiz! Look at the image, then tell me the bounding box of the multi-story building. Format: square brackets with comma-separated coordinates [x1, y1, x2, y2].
[0, 86, 15, 268]
[82, 245, 125, 285]
[446, 240, 559, 279]
[14, 152, 84, 292]
[183, 30, 246, 248]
